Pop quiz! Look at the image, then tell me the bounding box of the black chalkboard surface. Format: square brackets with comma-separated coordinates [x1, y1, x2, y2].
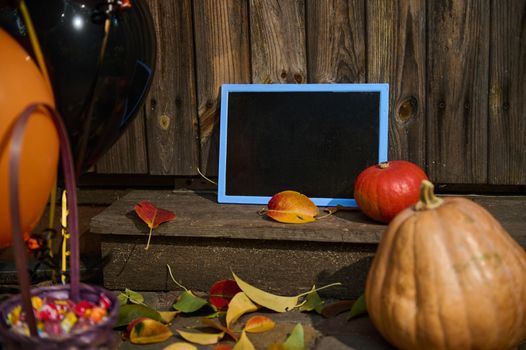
[218, 84, 389, 206]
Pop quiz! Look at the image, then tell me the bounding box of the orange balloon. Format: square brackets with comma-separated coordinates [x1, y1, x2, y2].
[0, 29, 59, 249]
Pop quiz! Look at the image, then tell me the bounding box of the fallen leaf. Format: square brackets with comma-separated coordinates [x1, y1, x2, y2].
[233, 331, 255, 350]
[128, 317, 173, 344]
[266, 191, 319, 224]
[298, 287, 323, 314]
[159, 310, 180, 323]
[176, 329, 224, 345]
[163, 343, 197, 350]
[267, 345, 284, 350]
[244, 315, 275, 333]
[116, 304, 164, 328]
[201, 318, 239, 341]
[232, 273, 342, 314]
[135, 200, 176, 229]
[348, 294, 367, 320]
[118, 288, 145, 305]
[173, 291, 209, 313]
[226, 292, 258, 329]
[210, 279, 242, 309]
[204, 311, 226, 319]
[232, 273, 300, 313]
[282, 323, 304, 350]
[213, 345, 233, 350]
[320, 300, 354, 318]
[134, 200, 176, 249]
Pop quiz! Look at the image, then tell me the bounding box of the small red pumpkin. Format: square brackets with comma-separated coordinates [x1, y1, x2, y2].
[354, 160, 428, 223]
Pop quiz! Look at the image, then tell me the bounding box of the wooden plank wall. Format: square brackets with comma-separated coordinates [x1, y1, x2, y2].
[95, 0, 526, 186]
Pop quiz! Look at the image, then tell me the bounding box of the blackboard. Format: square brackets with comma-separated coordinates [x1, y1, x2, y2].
[218, 84, 389, 206]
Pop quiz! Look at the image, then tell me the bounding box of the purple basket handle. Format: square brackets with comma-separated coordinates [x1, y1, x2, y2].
[8, 103, 80, 337]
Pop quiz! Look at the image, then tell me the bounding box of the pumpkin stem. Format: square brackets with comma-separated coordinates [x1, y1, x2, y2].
[378, 162, 390, 169]
[415, 180, 443, 210]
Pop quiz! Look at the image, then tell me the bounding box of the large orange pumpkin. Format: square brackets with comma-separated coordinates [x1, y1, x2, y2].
[365, 180, 526, 350]
[0, 29, 59, 248]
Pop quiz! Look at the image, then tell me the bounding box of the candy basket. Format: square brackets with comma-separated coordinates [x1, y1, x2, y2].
[0, 103, 119, 349]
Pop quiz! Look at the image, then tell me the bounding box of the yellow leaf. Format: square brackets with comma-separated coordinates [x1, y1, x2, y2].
[129, 318, 173, 344]
[176, 329, 224, 345]
[226, 292, 258, 329]
[233, 331, 255, 350]
[232, 272, 300, 313]
[266, 191, 319, 224]
[266, 210, 316, 224]
[244, 315, 275, 333]
[163, 342, 198, 350]
[159, 310, 179, 323]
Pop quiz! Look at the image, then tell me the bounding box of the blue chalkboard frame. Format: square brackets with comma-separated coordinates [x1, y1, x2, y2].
[217, 83, 389, 207]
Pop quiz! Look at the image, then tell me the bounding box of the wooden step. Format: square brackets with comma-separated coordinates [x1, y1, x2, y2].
[89, 190, 526, 299]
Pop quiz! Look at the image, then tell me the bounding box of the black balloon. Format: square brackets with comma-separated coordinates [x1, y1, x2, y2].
[0, 0, 156, 173]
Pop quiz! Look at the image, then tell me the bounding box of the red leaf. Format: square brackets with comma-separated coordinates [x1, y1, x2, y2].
[134, 201, 176, 229]
[209, 280, 242, 310]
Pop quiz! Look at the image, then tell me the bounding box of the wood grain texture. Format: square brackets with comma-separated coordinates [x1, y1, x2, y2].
[367, 0, 426, 167]
[193, 0, 251, 176]
[489, 0, 526, 184]
[100, 237, 374, 298]
[427, 0, 490, 183]
[95, 113, 148, 173]
[250, 0, 307, 83]
[306, 0, 366, 83]
[90, 190, 385, 243]
[90, 190, 526, 246]
[145, 0, 199, 175]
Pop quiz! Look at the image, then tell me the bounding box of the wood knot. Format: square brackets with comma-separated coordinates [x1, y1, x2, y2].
[150, 98, 157, 111]
[159, 114, 171, 130]
[293, 73, 303, 84]
[397, 96, 418, 122]
[280, 70, 288, 79]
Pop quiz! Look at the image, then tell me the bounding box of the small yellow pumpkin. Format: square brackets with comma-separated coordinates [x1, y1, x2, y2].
[365, 180, 526, 350]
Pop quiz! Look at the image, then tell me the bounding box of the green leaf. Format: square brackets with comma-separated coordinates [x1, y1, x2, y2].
[298, 287, 324, 314]
[118, 293, 128, 305]
[127, 288, 145, 304]
[348, 294, 367, 320]
[115, 304, 164, 328]
[282, 323, 304, 350]
[118, 288, 145, 305]
[173, 291, 209, 313]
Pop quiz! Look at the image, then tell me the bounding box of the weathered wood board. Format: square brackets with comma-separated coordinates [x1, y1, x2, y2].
[90, 190, 526, 297]
[193, 0, 251, 176]
[367, 0, 426, 168]
[489, 0, 526, 185]
[427, 0, 490, 183]
[92, 1, 526, 187]
[145, 0, 200, 175]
